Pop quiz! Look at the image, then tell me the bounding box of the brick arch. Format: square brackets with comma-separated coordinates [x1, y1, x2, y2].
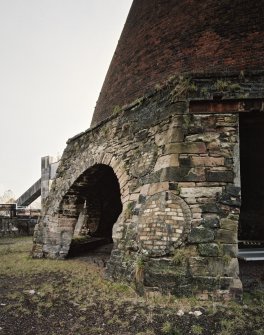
[37, 162, 126, 259]
[77, 154, 130, 200]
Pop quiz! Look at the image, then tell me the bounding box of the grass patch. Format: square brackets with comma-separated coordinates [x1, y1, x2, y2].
[1, 237, 264, 335]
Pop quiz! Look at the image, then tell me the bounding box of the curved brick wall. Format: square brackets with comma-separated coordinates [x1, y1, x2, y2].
[91, 0, 264, 126]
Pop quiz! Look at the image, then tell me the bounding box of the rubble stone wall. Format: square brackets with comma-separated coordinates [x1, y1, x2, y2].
[33, 73, 264, 298]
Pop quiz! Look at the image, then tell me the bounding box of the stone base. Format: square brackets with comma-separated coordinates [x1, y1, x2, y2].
[106, 249, 243, 300]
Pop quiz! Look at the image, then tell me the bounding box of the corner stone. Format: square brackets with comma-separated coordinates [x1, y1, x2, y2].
[215, 229, 237, 244]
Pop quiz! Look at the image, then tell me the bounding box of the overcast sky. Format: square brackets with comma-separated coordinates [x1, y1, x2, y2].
[0, 0, 133, 198]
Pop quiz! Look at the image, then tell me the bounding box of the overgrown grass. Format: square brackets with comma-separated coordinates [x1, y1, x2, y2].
[1, 237, 264, 335]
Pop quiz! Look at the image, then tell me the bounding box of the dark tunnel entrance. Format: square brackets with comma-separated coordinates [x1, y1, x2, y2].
[66, 164, 123, 258]
[239, 112, 264, 244]
[238, 112, 264, 288]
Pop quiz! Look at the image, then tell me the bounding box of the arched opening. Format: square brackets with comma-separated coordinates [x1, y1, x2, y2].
[59, 164, 123, 258]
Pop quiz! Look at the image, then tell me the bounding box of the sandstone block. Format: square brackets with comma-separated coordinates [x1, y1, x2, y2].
[140, 184, 150, 196]
[168, 126, 184, 142]
[155, 127, 184, 146]
[224, 258, 239, 278]
[207, 139, 221, 150]
[220, 219, 238, 231]
[154, 154, 179, 171]
[185, 132, 219, 143]
[188, 227, 214, 243]
[129, 193, 140, 201]
[222, 244, 238, 257]
[148, 182, 170, 195]
[202, 214, 220, 228]
[188, 168, 206, 181]
[180, 187, 222, 198]
[206, 257, 239, 277]
[200, 203, 220, 213]
[160, 167, 206, 182]
[198, 243, 220, 257]
[215, 229, 237, 243]
[188, 257, 209, 276]
[160, 167, 190, 182]
[191, 156, 224, 167]
[226, 185, 241, 197]
[206, 170, 234, 182]
[164, 142, 207, 154]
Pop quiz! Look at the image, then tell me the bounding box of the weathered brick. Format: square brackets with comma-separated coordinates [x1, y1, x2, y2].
[92, 0, 264, 125]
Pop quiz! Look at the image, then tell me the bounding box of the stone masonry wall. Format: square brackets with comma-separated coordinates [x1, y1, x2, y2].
[33, 72, 264, 298]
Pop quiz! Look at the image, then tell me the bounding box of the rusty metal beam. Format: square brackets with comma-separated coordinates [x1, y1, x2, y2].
[189, 98, 264, 114]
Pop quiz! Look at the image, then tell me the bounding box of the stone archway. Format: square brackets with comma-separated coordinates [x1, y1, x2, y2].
[32, 163, 124, 259]
[58, 164, 123, 256]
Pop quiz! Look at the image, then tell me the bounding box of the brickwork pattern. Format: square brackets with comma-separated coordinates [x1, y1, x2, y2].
[138, 191, 191, 256]
[92, 0, 264, 125]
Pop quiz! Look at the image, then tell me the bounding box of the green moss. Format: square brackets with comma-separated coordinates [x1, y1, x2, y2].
[172, 248, 187, 266]
[191, 325, 204, 335]
[113, 105, 122, 114]
[200, 87, 209, 97]
[213, 80, 241, 93]
[130, 96, 145, 107]
[161, 321, 182, 335]
[155, 83, 163, 91]
[170, 76, 198, 102]
[222, 254, 232, 265]
[135, 256, 145, 283]
[173, 246, 198, 264]
[124, 202, 135, 220]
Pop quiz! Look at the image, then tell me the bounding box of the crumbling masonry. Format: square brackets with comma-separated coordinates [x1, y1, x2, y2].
[33, 0, 264, 298]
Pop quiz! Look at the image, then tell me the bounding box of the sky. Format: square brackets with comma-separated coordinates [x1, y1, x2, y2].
[0, 0, 133, 198]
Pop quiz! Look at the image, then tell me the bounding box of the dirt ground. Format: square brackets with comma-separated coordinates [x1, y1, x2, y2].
[0, 237, 264, 335]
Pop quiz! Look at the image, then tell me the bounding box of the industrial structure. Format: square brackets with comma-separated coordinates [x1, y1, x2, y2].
[32, 0, 264, 298]
[0, 156, 59, 236]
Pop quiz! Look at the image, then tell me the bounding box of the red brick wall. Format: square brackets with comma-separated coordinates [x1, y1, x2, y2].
[91, 0, 264, 126]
